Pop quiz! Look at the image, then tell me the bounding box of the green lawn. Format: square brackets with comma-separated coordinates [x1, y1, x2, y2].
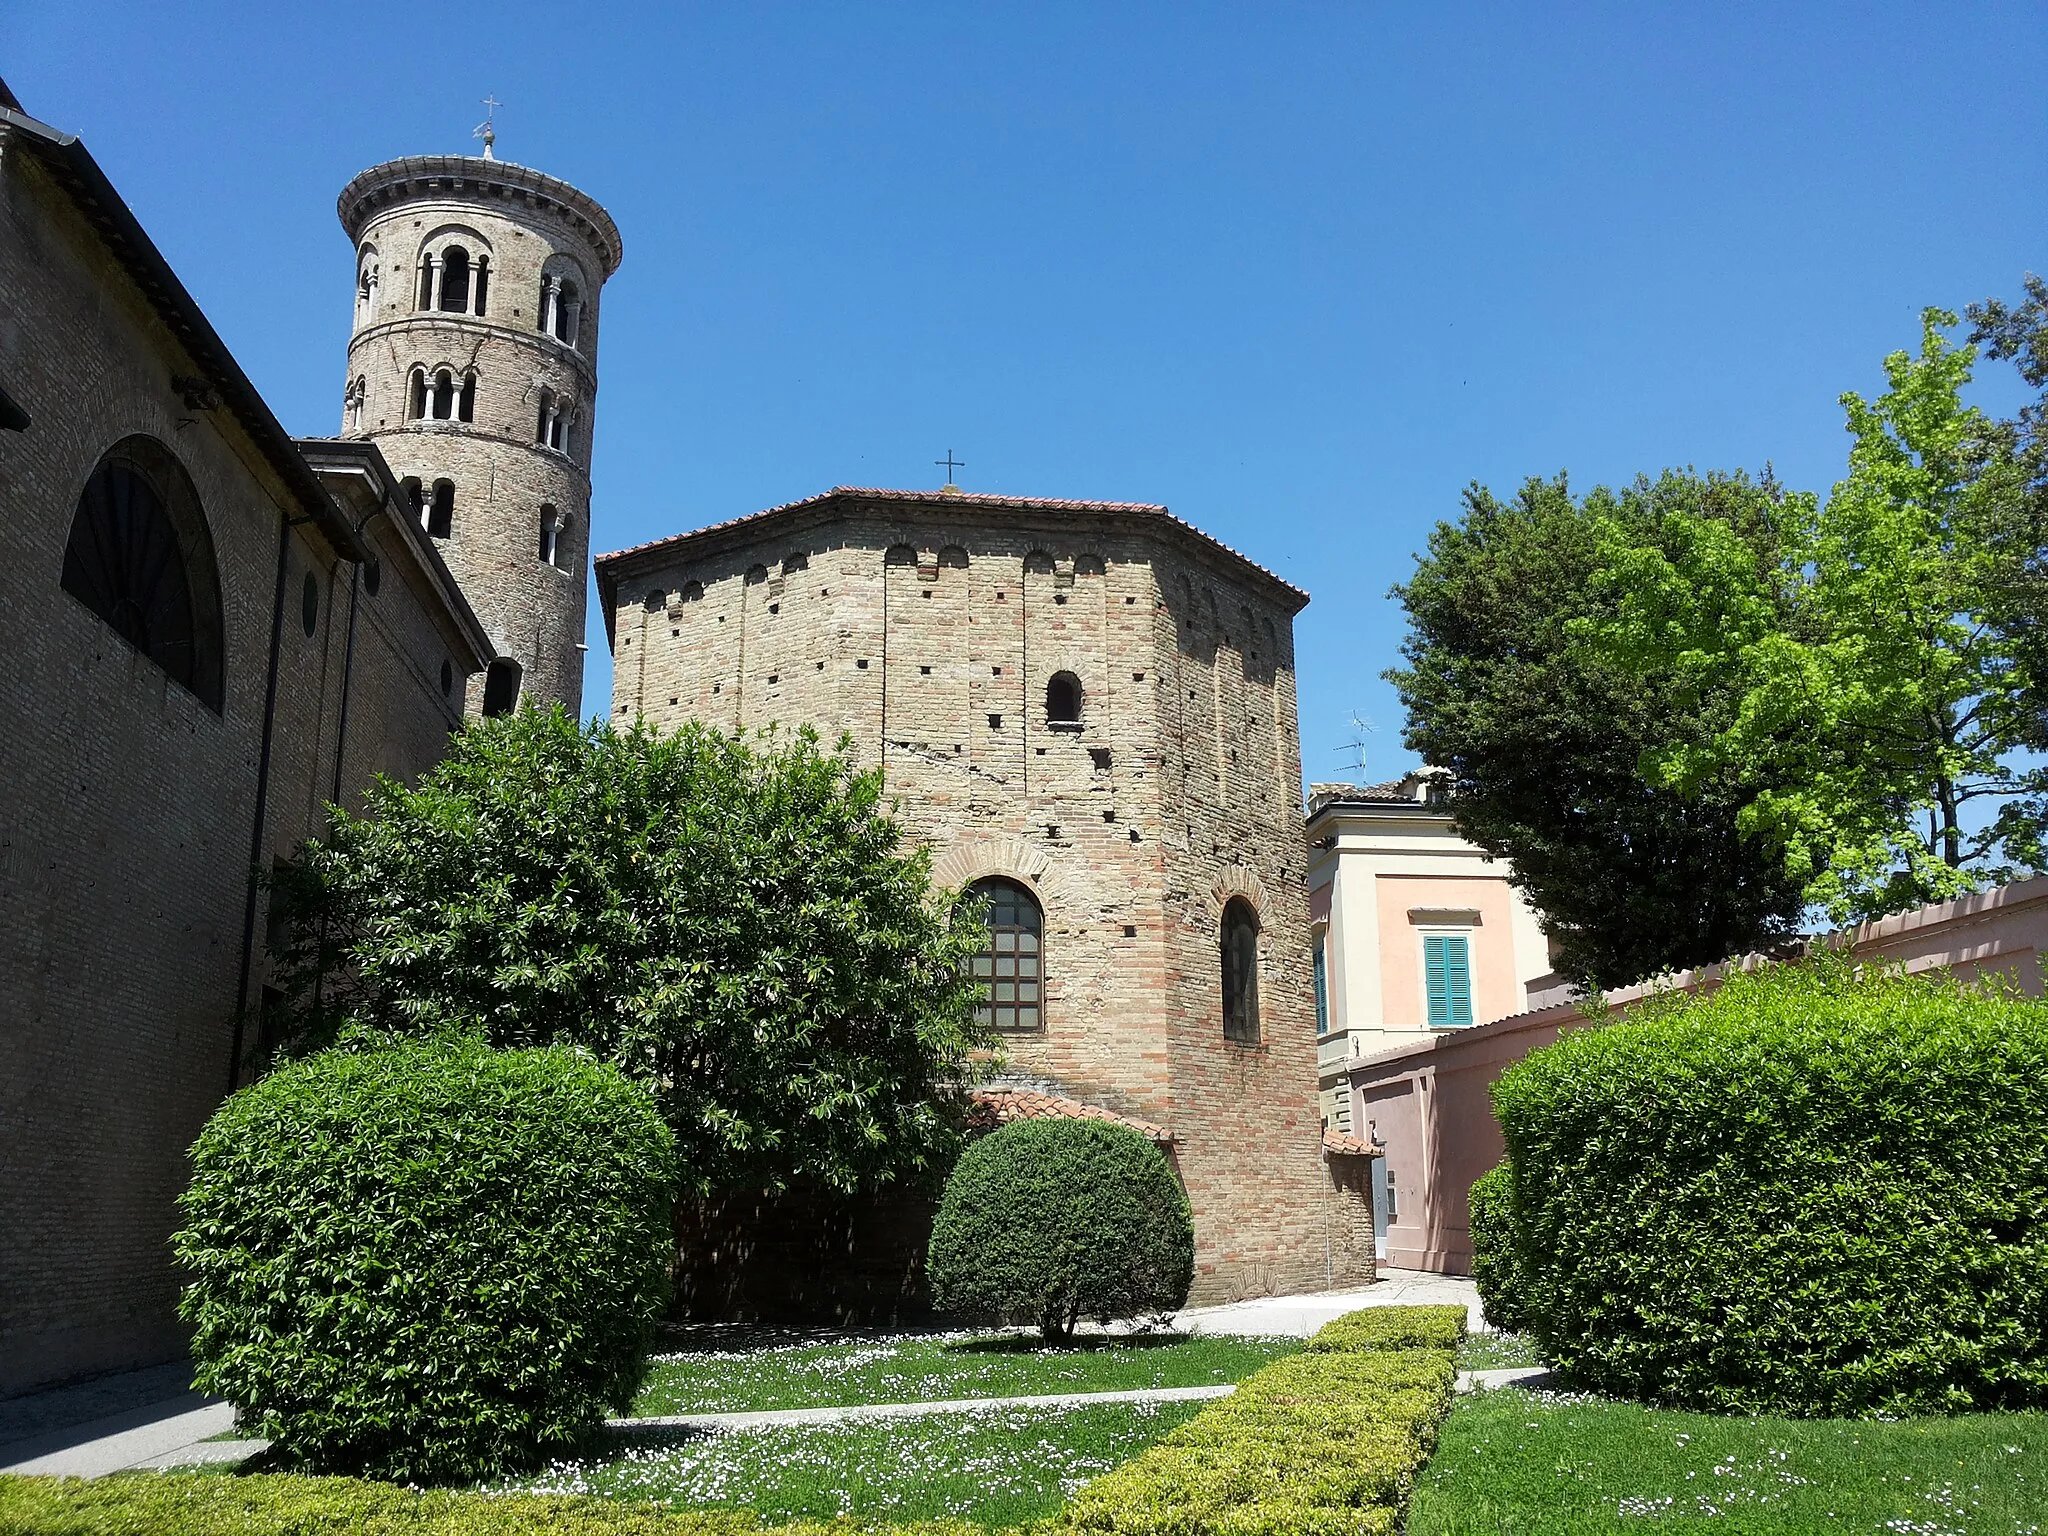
[502, 1399, 1209, 1526]
[1409, 1382, 2048, 1534]
[630, 1331, 1296, 1416]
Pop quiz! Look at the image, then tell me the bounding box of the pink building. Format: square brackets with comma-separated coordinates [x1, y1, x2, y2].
[1346, 876, 2048, 1274]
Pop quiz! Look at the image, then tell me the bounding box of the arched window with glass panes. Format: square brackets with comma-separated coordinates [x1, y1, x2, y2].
[1221, 897, 1261, 1043]
[959, 877, 1043, 1032]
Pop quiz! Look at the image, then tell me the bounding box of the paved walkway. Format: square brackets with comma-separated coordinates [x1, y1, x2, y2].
[0, 1267, 1487, 1478]
[620, 1382, 1236, 1434]
[1173, 1267, 1486, 1337]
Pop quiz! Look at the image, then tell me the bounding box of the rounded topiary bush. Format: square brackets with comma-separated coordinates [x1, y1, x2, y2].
[1467, 1161, 1531, 1335]
[174, 1038, 678, 1482]
[928, 1118, 1194, 1338]
[1493, 956, 2048, 1416]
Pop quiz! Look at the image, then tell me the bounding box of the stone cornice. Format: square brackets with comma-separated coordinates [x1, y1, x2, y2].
[338, 155, 622, 277]
[346, 315, 597, 393]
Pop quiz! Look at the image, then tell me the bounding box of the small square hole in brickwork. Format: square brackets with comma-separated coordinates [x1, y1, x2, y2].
[1132, 671, 1145, 681]
[1129, 828, 1140, 843]
[858, 659, 870, 669]
[768, 603, 779, 614]
[671, 628, 679, 637]
[719, 615, 727, 623]
[1102, 809, 1116, 822]
[922, 590, 932, 599]
[713, 684, 722, 693]
[670, 696, 679, 705]
[821, 587, 830, 596]
[616, 704, 627, 715]
[1123, 924, 1138, 937]
[992, 665, 1003, 675]
[1125, 596, 1136, 605]
[815, 661, 825, 670]
[988, 714, 1002, 729]
[767, 674, 779, 685]
[996, 592, 1006, 601]
[1036, 747, 1047, 756]
[1045, 825, 1060, 839]
[1090, 748, 1113, 771]
[920, 665, 932, 674]
[1055, 594, 1068, 606]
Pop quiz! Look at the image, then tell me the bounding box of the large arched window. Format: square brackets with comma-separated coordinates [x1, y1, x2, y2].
[61, 435, 225, 712]
[959, 877, 1043, 1032]
[537, 504, 561, 566]
[1046, 670, 1083, 724]
[1221, 897, 1261, 1043]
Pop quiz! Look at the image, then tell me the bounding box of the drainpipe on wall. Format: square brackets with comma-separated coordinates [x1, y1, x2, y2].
[228, 508, 302, 1094]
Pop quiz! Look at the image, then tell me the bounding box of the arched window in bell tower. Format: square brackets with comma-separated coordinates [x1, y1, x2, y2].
[407, 367, 427, 420]
[471, 255, 490, 317]
[427, 479, 454, 540]
[438, 246, 471, 313]
[430, 369, 454, 421]
[457, 370, 476, 424]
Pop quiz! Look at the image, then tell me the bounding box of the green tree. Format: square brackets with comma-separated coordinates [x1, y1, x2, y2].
[271, 706, 988, 1197]
[1590, 310, 2048, 921]
[1965, 274, 2048, 742]
[1387, 471, 1813, 989]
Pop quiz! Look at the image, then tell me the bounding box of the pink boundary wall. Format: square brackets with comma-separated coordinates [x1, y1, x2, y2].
[1346, 875, 2048, 1274]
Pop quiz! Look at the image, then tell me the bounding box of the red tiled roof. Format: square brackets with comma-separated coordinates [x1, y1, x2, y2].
[968, 1087, 1173, 1144]
[1323, 1130, 1381, 1157]
[595, 486, 1307, 607]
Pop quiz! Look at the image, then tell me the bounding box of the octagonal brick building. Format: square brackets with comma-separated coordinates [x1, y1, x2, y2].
[336, 152, 620, 716]
[597, 486, 1371, 1303]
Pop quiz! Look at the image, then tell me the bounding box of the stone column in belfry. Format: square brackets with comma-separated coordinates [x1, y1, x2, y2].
[336, 152, 622, 717]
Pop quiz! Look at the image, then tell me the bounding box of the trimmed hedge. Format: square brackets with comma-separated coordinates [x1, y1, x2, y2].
[173, 1039, 678, 1482]
[1303, 1304, 1468, 1355]
[0, 1477, 985, 1535]
[927, 1118, 1194, 1337]
[1465, 1163, 1530, 1335]
[1492, 957, 2048, 1415]
[1059, 1305, 1463, 1536]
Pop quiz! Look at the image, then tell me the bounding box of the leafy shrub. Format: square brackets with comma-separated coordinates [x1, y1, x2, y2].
[1306, 1303, 1467, 1355]
[1493, 956, 2048, 1415]
[927, 1119, 1193, 1338]
[1466, 1162, 1531, 1334]
[174, 1039, 678, 1482]
[0, 1475, 988, 1536]
[269, 708, 986, 1198]
[1060, 1311, 1459, 1536]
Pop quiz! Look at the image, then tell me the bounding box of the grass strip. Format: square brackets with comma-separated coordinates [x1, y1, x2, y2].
[507, 1398, 1206, 1526]
[632, 1334, 1296, 1417]
[1057, 1306, 1464, 1536]
[1407, 1382, 2048, 1534]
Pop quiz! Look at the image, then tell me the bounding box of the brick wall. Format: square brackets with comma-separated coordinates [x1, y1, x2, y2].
[0, 143, 478, 1394]
[601, 490, 1372, 1304]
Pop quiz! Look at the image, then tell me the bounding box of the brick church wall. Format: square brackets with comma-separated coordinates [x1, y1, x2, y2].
[0, 140, 481, 1394]
[602, 490, 1371, 1305]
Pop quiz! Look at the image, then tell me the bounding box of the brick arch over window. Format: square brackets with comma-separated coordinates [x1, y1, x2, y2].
[932, 835, 1054, 894]
[61, 434, 226, 713]
[1205, 865, 1273, 924]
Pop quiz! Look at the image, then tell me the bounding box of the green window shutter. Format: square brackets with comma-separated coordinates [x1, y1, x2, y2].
[1425, 935, 1450, 1026]
[1446, 935, 1473, 1026]
[1313, 937, 1329, 1035]
[1425, 934, 1474, 1028]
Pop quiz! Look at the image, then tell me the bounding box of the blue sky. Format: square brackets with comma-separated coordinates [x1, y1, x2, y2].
[10, 2, 2044, 785]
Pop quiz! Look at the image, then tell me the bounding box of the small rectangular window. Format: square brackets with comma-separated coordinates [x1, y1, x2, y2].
[1423, 934, 1473, 1028]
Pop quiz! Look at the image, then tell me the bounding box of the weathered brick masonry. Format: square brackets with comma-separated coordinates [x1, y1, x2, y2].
[0, 102, 491, 1395]
[337, 154, 620, 718]
[599, 487, 1373, 1303]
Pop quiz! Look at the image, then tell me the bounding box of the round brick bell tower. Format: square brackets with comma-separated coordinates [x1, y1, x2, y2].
[336, 144, 621, 716]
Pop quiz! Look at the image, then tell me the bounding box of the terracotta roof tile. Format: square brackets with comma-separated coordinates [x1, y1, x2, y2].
[596, 486, 1306, 608]
[1323, 1130, 1381, 1157]
[968, 1087, 1172, 1144]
